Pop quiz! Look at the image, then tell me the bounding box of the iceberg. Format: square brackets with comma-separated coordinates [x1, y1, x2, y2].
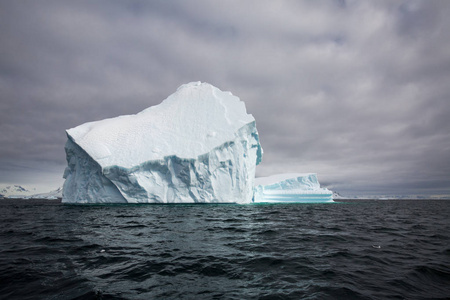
[62, 82, 263, 204]
[253, 173, 333, 203]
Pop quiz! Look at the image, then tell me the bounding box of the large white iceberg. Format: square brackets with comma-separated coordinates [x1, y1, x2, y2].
[63, 82, 263, 203]
[253, 173, 333, 203]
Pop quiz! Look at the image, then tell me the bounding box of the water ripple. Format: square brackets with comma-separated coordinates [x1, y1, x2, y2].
[0, 199, 449, 299]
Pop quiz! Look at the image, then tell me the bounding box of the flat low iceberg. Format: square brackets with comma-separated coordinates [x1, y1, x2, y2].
[253, 173, 333, 203]
[63, 82, 263, 204]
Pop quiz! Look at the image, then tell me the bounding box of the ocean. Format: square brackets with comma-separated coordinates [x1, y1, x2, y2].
[0, 199, 449, 299]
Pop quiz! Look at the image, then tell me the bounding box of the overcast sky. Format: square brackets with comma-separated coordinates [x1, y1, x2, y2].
[1, 0, 449, 196]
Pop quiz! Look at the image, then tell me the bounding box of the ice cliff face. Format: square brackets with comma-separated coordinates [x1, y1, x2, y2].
[253, 173, 333, 203]
[63, 82, 263, 203]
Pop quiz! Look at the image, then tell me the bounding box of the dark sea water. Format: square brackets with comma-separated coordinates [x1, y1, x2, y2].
[0, 199, 449, 300]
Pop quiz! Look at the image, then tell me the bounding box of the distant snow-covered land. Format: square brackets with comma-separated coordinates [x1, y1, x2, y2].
[0, 185, 35, 198]
[0, 185, 62, 199]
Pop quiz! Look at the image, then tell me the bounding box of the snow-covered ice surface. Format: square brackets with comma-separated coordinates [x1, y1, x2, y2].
[253, 173, 333, 203]
[31, 187, 63, 200]
[63, 82, 263, 204]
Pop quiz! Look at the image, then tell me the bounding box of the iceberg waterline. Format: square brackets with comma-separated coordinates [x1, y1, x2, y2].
[63, 82, 332, 203]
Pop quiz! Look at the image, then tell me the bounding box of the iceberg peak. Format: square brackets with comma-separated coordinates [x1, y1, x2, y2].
[67, 81, 257, 170]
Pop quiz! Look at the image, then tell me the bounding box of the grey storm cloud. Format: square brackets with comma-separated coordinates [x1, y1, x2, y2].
[0, 0, 449, 196]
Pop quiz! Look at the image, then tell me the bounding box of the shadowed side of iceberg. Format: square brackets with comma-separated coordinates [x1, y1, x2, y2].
[62, 138, 127, 203]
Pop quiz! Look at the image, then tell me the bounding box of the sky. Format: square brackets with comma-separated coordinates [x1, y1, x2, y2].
[1, 0, 450, 197]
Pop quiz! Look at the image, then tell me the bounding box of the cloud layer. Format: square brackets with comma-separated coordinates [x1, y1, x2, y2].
[1, 0, 449, 196]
